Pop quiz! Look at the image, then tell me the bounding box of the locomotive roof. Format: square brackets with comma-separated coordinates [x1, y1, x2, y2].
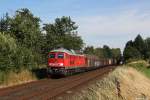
[50, 48, 84, 56]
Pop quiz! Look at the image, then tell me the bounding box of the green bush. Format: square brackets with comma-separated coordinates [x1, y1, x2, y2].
[0, 32, 38, 73]
[12, 46, 37, 72]
[0, 32, 17, 71]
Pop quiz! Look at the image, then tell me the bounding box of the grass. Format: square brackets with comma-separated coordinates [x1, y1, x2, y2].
[71, 66, 150, 100]
[0, 65, 47, 88]
[127, 60, 150, 78]
[0, 69, 37, 88]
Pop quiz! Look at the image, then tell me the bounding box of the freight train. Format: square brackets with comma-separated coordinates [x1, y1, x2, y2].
[47, 48, 117, 76]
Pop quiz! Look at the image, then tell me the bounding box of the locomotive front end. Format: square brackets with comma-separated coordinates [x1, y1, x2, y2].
[47, 52, 67, 76]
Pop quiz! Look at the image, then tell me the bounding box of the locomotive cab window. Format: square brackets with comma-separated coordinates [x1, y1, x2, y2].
[58, 54, 64, 58]
[49, 54, 55, 58]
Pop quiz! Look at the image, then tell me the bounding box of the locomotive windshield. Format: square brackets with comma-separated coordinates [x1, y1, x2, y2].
[49, 54, 55, 58]
[58, 54, 64, 58]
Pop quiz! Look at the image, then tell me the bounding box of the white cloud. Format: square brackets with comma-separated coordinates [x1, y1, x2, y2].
[75, 10, 150, 50]
[77, 11, 150, 35]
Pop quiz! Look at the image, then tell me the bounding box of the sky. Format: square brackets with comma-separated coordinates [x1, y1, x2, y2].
[0, 0, 150, 51]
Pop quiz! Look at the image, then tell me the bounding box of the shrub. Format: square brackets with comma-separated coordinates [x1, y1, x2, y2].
[0, 32, 38, 72]
[0, 32, 17, 71]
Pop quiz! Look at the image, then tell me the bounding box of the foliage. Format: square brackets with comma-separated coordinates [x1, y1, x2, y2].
[0, 8, 46, 68]
[0, 32, 37, 72]
[43, 16, 83, 54]
[84, 46, 95, 55]
[111, 48, 121, 60]
[84, 45, 121, 61]
[133, 34, 146, 58]
[0, 13, 10, 33]
[94, 48, 105, 58]
[123, 34, 150, 62]
[145, 38, 150, 59]
[8, 8, 42, 50]
[103, 45, 112, 58]
[0, 32, 17, 71]
[123, 45, 141, 62]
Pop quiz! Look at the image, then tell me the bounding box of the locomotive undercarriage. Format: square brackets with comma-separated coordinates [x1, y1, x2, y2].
[47, 67, 86, 76]
[47, 65, 107, 76]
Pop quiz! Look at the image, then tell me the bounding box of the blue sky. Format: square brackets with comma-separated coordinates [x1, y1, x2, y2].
[1, 0, 150, 51]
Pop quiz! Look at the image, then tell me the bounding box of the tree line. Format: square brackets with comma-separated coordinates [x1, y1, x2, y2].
[123, 34, 150, 63]
[83, 45, 121, 64]
[0, 8, 121, 74]
[0, 8, 83, 73]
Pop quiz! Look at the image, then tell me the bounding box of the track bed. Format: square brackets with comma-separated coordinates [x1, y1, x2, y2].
[0, 66, 116, 100]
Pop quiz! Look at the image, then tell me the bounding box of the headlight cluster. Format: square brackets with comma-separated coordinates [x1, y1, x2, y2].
[49, 63, 64, 66]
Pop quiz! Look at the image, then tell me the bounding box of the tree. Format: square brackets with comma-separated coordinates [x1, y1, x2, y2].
[133, 34, 145, 58]
[7, 8, 45, 64]
[84, 46, 95, 55]
[62, 33, 83, 50]
[123, 34, 149, 62]
[123, 46, 141, 62]
[145, 38, 150, 59]
[9, 8, 42, 50]
[94, 47, 105, 58]
[43, 16, 83, 53]
[111, 48, 121, 61]
[54, 16, 78, 34]
[103, 45, 112, 58]
[84, 46, 121, 61]
[0, 32, 17, 71]
[123, 38, 142, 62]
[0, 13, 10, 33]
[0, 32, 37, 72]
[126, 40, 133, 47]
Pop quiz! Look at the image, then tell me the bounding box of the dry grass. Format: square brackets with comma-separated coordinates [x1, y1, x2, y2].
[0, 69, 37, 88]
[128, 60, 150, 68]
[72, 67, 150, 100]
[127, 60, 150, 78]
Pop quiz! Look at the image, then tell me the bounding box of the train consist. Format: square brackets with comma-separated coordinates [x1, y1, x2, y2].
[47, 48, 117, 76]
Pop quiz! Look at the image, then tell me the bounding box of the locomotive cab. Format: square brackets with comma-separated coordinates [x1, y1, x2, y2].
[48, 52, 64, 67]
[47, 52, 66, 75]
[48, 52, 65, 67]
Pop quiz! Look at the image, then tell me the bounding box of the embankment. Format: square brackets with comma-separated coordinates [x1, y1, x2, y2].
[72, 66, 150, 100]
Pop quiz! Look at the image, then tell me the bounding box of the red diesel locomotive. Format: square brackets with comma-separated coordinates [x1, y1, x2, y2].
[47, 48, 116, 76]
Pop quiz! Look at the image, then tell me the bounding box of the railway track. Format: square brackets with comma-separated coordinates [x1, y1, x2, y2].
[0, 66, 116, 100]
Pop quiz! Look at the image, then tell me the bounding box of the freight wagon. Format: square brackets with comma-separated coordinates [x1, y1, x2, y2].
[47, 48, 116, 76]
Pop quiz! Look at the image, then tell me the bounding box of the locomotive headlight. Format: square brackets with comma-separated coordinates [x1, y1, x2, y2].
[49, 63, 51, 66]
[59, 63, 64, 66]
